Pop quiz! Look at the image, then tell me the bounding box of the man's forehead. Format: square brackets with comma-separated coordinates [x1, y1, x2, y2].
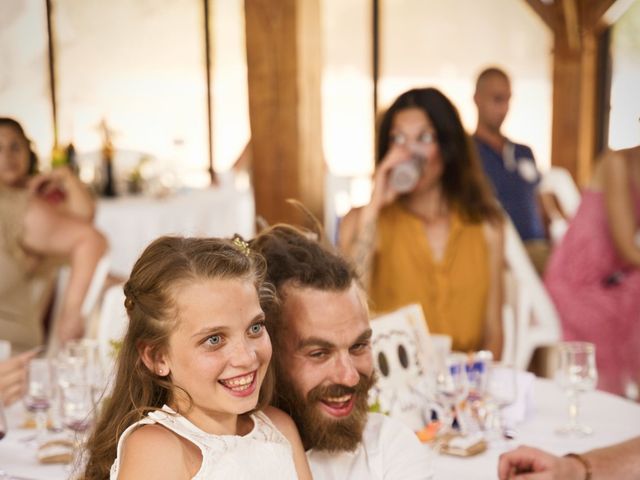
[281, 283, 370, 338]
[479, 74, 510, 94]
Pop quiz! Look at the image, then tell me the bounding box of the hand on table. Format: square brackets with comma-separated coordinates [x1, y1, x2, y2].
[498, 445, 586, 480]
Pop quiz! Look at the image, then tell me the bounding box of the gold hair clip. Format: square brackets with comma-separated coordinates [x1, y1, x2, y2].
[124, 297, 134, 311]
[232, 236, 251, 256]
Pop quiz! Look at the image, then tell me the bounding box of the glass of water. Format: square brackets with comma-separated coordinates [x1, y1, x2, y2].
[24, 358, 54, 444]
[554, 341, 598, 436]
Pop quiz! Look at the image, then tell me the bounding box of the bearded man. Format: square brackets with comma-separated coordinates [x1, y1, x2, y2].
[252, 225, 432, 479]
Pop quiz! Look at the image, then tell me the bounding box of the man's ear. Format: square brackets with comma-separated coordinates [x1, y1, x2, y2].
[138, 342, 171, 377]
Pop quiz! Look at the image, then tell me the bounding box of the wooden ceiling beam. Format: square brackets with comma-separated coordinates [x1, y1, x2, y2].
[523, 0, 559, 30]
[562, 0, 581, 51]
[583, 0, 619, 31]
[523, 0, 626, 185]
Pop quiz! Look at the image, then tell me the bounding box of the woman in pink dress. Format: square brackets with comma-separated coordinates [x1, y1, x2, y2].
[545, 146, 640, 396]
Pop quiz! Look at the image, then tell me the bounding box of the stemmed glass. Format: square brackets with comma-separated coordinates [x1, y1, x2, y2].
[486, 362, 518, 441]
[23, 358, 54, 445]
[57, 342, 99, 472]
[554, 341, 598, 436]
[433, 353, 470, 435]
[0, 400, 7, 441]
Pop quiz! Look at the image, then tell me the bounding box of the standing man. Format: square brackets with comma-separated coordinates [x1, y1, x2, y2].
[473, 67, 550, 274]
[251, 225, 433, 479]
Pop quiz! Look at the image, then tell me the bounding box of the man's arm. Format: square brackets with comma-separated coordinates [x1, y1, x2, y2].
[498, 437, 640, 480]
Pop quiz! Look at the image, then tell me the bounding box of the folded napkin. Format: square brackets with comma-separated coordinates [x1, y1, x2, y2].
[37, 438, 74, 464]
[498, 368, 535, 426]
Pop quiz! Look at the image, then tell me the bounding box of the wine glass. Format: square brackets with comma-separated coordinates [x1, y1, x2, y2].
[486, 362, 518, 441]
[554, 341, 598, 436]
[0, 400, 7, 441]
[61, 383, 94, 435]
[23, 358, 54, 444]
[433, 353, 470, 435]
[60, 339, 105, 404]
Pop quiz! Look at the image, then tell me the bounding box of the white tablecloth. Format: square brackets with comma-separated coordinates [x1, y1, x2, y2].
[1, 378, 638, 479]
[433, 378, 640, 479]
[95, 174, 255, 278]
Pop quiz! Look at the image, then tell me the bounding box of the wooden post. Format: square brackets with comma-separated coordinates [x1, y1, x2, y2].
[524, 0, 621, 186]
[245, 0, 324, 226]
[203, 0, 216, 184]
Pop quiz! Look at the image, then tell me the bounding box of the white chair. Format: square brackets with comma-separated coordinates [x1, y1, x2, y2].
[324, 172, 373, 245]
[539, 167, 581, 218]
[502, 219, 561, 370]
[96, 283, 128, 371]
[539, 167, 582, 244]
[52, 254, 111, 324]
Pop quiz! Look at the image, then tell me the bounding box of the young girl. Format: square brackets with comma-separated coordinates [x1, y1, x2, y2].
[82, 236, 312, 480]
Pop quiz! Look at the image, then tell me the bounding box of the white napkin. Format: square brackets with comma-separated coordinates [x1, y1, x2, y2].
[496, 368, 535, 426]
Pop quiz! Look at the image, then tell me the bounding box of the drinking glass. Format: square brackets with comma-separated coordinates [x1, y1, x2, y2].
[554, 341, 598, 436]
[61, 384, 94, 435]
[60, 339, 105, 404]
[433, 353, 469, 434]
[24, 358, 54, 444]
[486, 362, 518, 440]
[0, 401, 7, 441]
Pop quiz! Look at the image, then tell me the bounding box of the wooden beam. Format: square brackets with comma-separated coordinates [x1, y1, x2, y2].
[562, 0, 580, 51]
[202, 0, 216, 184]
[45, 0, 58, 148]
[523, 0, 624, 186]
[584, 0, 619, 31]
[245, 0, 324, 226]
[523, 0, 558, 30]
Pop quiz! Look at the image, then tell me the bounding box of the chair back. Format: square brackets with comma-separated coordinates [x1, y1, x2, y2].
[96, 283, 128, 371]
[52, 254, 111, 325]
[324, 172, 373, 245]
[539, 167, 581, 218]
[502, 219, 561, 370]
[539, 167, 581, 244]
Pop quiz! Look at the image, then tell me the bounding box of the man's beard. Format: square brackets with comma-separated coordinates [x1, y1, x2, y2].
[275, 370, 376, 452]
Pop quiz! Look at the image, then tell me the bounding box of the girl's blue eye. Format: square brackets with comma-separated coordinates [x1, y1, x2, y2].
[207, 335, 222, 346]
[249, 323, 264, 335]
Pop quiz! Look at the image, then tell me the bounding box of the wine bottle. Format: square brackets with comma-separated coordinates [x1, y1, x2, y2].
[101, 141, 116, 197]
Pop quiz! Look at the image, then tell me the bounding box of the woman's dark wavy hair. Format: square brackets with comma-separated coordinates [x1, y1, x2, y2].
[377, 87, 502, 224]
[0, 117, 39, 175]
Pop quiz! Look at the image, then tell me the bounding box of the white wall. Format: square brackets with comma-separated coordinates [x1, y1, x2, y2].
[379, 0, 553, 172]
[609, 1, 640, 150]
[0, 1, 53, 160]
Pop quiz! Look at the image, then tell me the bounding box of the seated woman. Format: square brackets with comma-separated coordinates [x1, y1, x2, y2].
[545, 145, 640, 396]
[0, 117, 107, 352]
[83, 236, 311, 480]
[339, 88, 504, 359]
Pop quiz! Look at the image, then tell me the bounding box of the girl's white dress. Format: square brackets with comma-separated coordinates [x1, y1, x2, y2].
[110, 405, 298, 479]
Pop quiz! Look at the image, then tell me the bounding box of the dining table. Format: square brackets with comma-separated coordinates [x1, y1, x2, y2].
[1, 377, 639, 479]
[94, 171, 255, 278]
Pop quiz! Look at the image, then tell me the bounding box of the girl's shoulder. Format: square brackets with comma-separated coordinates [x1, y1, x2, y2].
[258, 406, 299, 443]
[116, 423, 197, 479]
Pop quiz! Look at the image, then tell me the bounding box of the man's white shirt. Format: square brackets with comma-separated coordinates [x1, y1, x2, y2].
[306, 413, 433, 479]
